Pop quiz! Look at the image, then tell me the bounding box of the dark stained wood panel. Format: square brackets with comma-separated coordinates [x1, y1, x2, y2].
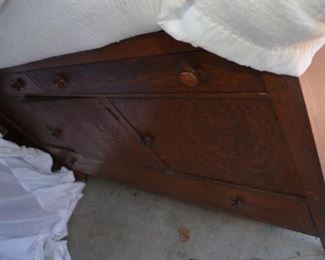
[0, 31, 324, 250]
[263, 46, 325, 251]
[299, 47, 325, 249]
[26, 51, 264, 95]
[0, 72, 44, 96]
[112, 96, 303, 196]
[0, 97, 162, 171]
[50, 149, 314, 235]
[300, 47, 325, 180]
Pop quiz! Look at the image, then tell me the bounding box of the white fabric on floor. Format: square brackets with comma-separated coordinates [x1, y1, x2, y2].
[0, 0, 325, 75]
[0, 135, 84, 260]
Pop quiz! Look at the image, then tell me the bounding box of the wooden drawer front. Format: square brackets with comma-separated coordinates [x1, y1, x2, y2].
[112, 96, 303, 196]
[79, 163, 315, 235]
[28, 51, 264, 95]
[32, 143, 315, 235]
[0, 98, 161, 170]
[0, 72, 44, 96]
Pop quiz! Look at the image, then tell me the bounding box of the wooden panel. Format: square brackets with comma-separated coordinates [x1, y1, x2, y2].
[0, 97, 162, 171]
[263, 47, 325, 249]
[0, 29, 323, 249]
[47, 147, 315, 236]
[299, 46, 325, 248]
[106, 170, 315, 235]
[0, 72, 44, 96]
[27, 51, 264, 95]
[299, 46, 325, 180]
[0, 95, 316, 237]
[112, 96, 303, 196]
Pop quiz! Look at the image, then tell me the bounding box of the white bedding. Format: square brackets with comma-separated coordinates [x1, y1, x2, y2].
[0, 135, 84, 260]
[0, 0, 324, 76]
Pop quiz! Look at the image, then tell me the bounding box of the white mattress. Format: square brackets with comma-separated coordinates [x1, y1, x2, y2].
[0, 0, 324, 76]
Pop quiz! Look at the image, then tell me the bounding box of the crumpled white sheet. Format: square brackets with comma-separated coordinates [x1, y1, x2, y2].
[0, 0, 325, 76]
[0, 136, 85, 260]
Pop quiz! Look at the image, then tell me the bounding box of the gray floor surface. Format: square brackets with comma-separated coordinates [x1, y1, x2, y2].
[68, 177, 325, 260]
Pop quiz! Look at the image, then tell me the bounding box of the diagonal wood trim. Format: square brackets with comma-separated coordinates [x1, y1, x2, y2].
[262, 71, 325, 249]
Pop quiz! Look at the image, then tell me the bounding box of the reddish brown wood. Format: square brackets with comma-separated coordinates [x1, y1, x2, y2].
[299, 48, 325, 180]
[178, 71, 199, 88]
[0, 31, 324, 250]
[262, 46, 325, 250]
[300, 51, 325, 249]
[24, 51, 264, 95]
[99, 166, 315, 235]
[111, 96, 303, 196]
[40, 146, 316, 235]
[8, 136, 313, 235]
[0, 72, 44, 96]
[52, 74, 69, 89]
[0, 97, 163, 171]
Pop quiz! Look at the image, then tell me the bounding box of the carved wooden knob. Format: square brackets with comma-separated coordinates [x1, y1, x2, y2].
[179, 71, 199, 87]
[53, 74, 68, 89]
[232, 197, 244, 207]
[47, 126, 63, 138]
[69, 157, 77, 166]
[11, 78, 26, 91]
[142, 135, 154, 147]
[0, 125, 8, 137]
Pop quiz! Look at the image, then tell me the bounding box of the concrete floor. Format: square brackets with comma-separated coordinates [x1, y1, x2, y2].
[68, 178, 325, 260]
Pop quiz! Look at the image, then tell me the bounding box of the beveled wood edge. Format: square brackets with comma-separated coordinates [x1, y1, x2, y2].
[298, 45, 325, 247]
[102, 98, 169, 170]
[299, 46, 325, 181]
[20, 92, 267, 99]
[262, 70, 325, 247]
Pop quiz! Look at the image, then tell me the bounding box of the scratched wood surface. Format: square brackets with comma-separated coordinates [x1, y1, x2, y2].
[112, 96, 303, 196]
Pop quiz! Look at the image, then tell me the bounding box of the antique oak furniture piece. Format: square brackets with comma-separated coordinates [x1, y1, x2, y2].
[0, 32, 324, 249]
